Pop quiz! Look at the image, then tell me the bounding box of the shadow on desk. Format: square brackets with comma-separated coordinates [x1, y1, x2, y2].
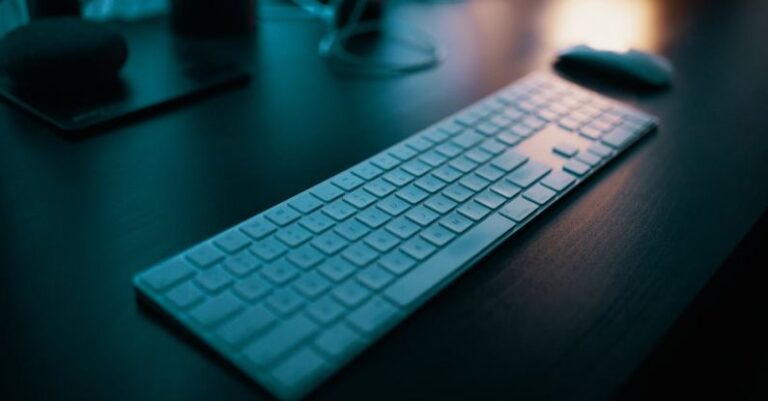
[618, 212, 768, 401]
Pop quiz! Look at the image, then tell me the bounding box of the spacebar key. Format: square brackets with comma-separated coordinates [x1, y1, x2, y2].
[384, 213, 516, 308]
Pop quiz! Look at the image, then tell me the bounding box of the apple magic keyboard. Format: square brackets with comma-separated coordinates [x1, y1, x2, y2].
[133, 72, 657, 400]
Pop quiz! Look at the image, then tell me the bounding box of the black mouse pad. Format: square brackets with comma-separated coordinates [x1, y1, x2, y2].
[0, 31, 249, 133]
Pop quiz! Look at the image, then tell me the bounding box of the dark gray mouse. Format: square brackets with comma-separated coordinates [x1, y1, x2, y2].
[556, 44, 673, 88]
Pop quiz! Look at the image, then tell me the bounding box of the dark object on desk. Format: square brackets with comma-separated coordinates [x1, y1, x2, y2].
[26, 0, 81, 18]
[0, 32, 249, 133]
[171, 0, 255, 35]
[555, 45, 673, 89]
[0, 17, 128, 85]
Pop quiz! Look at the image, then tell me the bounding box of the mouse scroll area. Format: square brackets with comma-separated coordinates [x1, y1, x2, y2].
[555, 45, 673, 89]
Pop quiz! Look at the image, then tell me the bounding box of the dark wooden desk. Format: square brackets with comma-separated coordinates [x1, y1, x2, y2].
[2, 1, 767, 400]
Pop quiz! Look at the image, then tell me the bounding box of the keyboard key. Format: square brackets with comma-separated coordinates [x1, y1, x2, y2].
[449, 156, 478, 173]
[475, 164, 505, 181]
[414, 175, 446, 193]
[420, 224, 456, 246]
[364, 178, 397, 198]
[318, 257, 357, 282]
[406, 136, 433, 152]
[293, 271, 332, 299]
[287, 244, 325, 269]
[306, 296, 346, 325]
[187, 243, 226, 268]
[351, 162, 383, 180]
[576, 151, 601, 167]
[250, 237, 288, 261]
[384, 217, 421, 239]
[356, 266, 395, 290]
[341, 243, 379, 267]
[311, 182, 345, 203]
[602, 128, 636, 148]
[389, 144, 417, 161]
[216, 305, 276, 346]
[459, 174, 491, 192]
[331, 172, 365, 191]
[400, 237, 437, 260]
[492, 150, 528, 172]
[553, 143, 579, 158]
[579, 126, 603, 140]
[443, 183, 474, 203]
[356, 206, 391, 228]
[240, 217, 277, 240]
[165, 281, 205, 309]
[213, 229, 252, 253]
[271, 348, 330, 396]
[401, 160, 431, 176]
[435, 142, 463, 158]
[540, 170, 577, 192]
[422, 129, 450, 143]
[379, 251, 417, 275]
[475, 122, 500, 136]
[323, 200, 357, 221]
[587, 143, 613, 158]
[490, 180, 522, 198]
[465, 148, 493, 164]
[288, 193, 324, 214]
[384, 214, 516, 308]
[511, 124, 535, 138]
[233, 274, 272, 301]
[405, 206, 440, 226]
[382, 169, 415, 187]
[195, 265, 233, 293]
[439, 121, 464, 135]
[475, 190, 506, 209]
[266, 287, 305, 316]
[347, 297, 399, 335]
[189, 291, 244, 326]
[457, 202, 491, 221]
[314, 323, 363, 360]
[265, 205, 301, 227]
[299, 211, 336, 234]
[432, 165, 463, 182]
[396, 185, 429, 204]
[141, 258, 196, 292]
[507, 160, 551, 188]
[261, 259, 300, 285]
[497, 131, 522, 146]
[276, 224, 313, 247]
[242, 315, 318, 367]
[311, 231, 348, 255]
[563, 159, 590, 176]
[344, 188, 377, 209]
[370, 153, 401, 170]
[480, 138, 507, 155]
[440, 212, 474, 234]
[424, 194, 458, 214]
[334, 219, 370, 241]
[500, 197, 539, 222]
[333, 280, 371, 307]
[376, 195, 410, 216]
[364, 230, 400, 253]
[452, 131, 485, 148]
[522, 184, 557, 205]
[419, 150, 448, 167]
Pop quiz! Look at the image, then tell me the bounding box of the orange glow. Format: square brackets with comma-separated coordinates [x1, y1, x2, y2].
[543, 0, 661, 51]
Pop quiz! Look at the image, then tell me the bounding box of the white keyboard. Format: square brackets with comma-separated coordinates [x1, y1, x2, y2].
[134, 72, 657, 400]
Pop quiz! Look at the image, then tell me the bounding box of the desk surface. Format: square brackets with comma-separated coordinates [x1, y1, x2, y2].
[2, 1, 767, 400]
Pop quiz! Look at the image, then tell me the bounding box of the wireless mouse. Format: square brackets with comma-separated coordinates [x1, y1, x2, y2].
[555, 44, 673, 88]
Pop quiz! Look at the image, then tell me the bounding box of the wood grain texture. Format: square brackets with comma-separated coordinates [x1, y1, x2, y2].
[1, 1, 767, 400]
